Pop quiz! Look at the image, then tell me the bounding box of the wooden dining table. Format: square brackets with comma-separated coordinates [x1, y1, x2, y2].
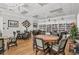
[35, 35, 59, 44]
[35, 35, 59, 54]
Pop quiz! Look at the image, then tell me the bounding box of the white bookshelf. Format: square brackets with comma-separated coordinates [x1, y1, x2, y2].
[51, 24, 58, 32]
[38, 14, 76, 33]
[38, 23, 72, 33]
[47, 24, 51, 32]
[39, 24, 46, 31]
[59, 23, 66, 32]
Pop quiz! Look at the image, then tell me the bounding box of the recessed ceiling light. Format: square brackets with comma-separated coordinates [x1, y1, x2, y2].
[38, 3, 48, 6]
[50, 8, 63, 13]
[33, 15, 39, 18]
[9, 8, 13, 11]
[0, 6, 7, 9]
[7, 4, 17, 7]
[22, 4, 29, 8]
[21, 10, 28, 14]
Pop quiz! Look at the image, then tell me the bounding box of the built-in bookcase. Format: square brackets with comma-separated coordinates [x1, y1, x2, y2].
[51, 24, 58, 32]
[39, 24, 46, 31]
[47, 24, 51, 32]
[38, 14, 76, 33]
[66, 23, 72, 32]
[59, 24, 66, 32]
[38, 23, 72, 33]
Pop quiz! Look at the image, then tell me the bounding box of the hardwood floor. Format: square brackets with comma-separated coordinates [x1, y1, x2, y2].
[4, 38, 74, 55]
[5, 39, 34, 55]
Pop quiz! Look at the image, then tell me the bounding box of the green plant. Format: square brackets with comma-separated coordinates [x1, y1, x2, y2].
[70, 25, 78, 42]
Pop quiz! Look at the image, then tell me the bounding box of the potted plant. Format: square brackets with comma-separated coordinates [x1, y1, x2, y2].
[70, 23, 78, 43]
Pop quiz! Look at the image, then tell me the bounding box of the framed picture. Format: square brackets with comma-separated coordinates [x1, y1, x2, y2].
[33, 23, 37, 28]
[8, 20, 19, 27]
[22, 20, 31, 28]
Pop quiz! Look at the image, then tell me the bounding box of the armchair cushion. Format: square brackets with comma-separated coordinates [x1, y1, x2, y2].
[0, 40, 2, 47]
[52, 44, 59, 51]
[37, 44, 48, 50]
[0, 48, 3, 50]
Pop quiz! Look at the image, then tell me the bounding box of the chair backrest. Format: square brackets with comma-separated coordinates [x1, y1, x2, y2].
[62, 34, 67, 39]
[17, 31, 20, 34]
[0, 38, 4, 49]
[13, 31, 16, 36]
[10, 31, 17, 42]
[10, 37, 16, 42]
[60, 32, 68, 40]
[58, 33, 62, 42]
[66, 34, 70, 38]
[58, 38, 68, 52]
[35, 38, 44, 49]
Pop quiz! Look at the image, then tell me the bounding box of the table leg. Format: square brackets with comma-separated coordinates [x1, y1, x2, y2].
[47, 44, 53, 55]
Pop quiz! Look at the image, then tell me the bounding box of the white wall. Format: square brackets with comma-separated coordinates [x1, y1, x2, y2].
[77, 14, 79, 31]
[2, 15, 34, 37]
[38, 14, 77, 32]
[0, 16, 3, 36]
[0, 13, 77, 37]
[38, 14, 76, 25]
[0, 13, 34, 50]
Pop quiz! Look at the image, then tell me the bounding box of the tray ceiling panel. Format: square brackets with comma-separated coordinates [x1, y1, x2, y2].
[0, 3, 79, 19]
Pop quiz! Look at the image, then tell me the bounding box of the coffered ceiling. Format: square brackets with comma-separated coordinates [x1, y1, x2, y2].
[0, 3, 79, 19]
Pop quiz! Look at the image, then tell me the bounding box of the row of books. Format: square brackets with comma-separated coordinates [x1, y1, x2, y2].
[39, 23, 72, 32]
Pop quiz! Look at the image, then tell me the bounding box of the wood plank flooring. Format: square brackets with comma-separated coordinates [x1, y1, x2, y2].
[4, 39, 34, 55]
[4, 39, 74, 55]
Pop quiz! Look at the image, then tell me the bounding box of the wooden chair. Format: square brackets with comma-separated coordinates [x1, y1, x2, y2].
[16, 31, 22, 39]
[7, 37, 17, 49]
[32, 36, 36, 50]
[30, 31, 36, 51]
[57, 33, 62, 44]
[35, 38, 49, 55]
[51, 37, 68, 55]
[74, 42, 79, 55]
[57, 32, 67, 44]
[22, 32, 30, 39]
[7, 32, 17, 49]
[0, 38, 4, 55]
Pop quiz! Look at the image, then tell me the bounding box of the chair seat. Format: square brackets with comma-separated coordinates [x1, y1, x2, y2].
[7, 37, 17, 49]
[52, 44, 59, 51]
[44, 45, 48, 49]
[37, 45, 48, 50]
[8, 37, 16, 43]
[0, 48, 3, 51]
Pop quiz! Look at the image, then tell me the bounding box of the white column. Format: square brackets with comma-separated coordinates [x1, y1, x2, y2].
[77, 14, 79, 31]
